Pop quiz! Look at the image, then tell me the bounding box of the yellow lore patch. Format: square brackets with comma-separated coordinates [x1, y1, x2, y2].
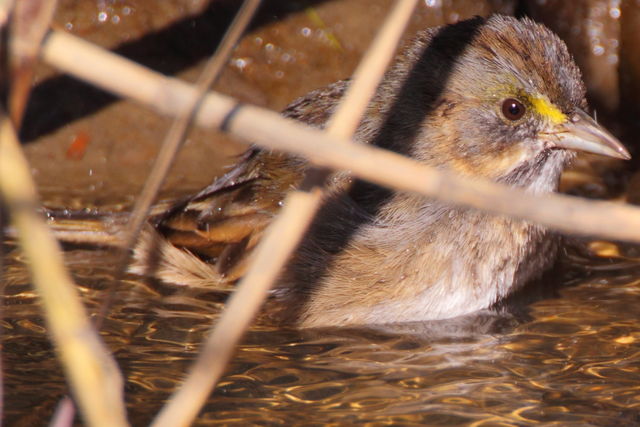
[530, 96, 566, 125]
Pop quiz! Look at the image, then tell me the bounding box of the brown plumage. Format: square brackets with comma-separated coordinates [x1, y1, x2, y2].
[130, 15, 629, 328]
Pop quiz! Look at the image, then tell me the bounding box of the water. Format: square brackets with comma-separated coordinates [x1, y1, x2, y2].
[4, 240, 640, 425]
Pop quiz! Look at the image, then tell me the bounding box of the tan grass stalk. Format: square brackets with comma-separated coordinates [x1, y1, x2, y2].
[151, 2, 419, 426]
[0, 0, 14, 25]
[0, 113, 128, 427]
[152, 188, 324, 427]
[0, 3, 15, 420]
[99, 0, 262, 328]
[40, 28, 640, 242]
[9, 0, 58, 126]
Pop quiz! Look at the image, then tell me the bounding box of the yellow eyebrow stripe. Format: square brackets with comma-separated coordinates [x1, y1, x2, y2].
[530, 96, 566, 125]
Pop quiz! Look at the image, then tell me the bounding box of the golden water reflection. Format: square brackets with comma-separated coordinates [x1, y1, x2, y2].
[4, 243, 640, 425]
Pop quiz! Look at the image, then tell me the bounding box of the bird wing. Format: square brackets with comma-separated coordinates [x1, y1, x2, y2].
[151, 148, 304, 281]
[147, 79, 349, 283]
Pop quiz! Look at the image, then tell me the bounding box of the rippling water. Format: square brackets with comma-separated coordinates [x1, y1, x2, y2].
[4, 240, 640, 426]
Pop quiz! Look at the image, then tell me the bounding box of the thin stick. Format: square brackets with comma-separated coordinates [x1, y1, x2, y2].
[9, 0, 58, 127]
[151, 2, 419, 426]
[50, 396, 76, 427]
[0, 113, 128, 427]
[325, 0, 419, 137]
[234, 104, 640, 239]
[40, 29, 640, 242]
[95, 0, 261, 330]
[151, 189, 323, 427]
[8, 2, 83, 423]
[0, 3, 15, 421]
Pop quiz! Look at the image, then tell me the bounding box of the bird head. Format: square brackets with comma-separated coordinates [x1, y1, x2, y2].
[370, 15, 629, 193]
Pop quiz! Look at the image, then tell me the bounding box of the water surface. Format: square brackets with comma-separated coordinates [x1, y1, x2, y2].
[4, 241, 640, 425]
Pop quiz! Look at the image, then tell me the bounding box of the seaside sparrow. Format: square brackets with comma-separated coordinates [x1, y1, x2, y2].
[130, 15, 629, 328]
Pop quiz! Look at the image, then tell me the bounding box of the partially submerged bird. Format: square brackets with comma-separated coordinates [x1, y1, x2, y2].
[126, 15, 629, 327]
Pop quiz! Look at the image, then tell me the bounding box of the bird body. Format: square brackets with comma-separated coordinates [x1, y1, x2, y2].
[130, 15, 629, 328]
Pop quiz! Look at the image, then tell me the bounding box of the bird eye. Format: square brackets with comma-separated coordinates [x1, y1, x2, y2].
[501, 98, 526, 121]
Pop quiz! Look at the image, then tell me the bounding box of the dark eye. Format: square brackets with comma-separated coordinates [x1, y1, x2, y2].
[501, 98, 526, 121]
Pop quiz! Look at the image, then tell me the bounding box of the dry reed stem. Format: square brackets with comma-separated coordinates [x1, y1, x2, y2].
[40, 29, 640, 242]
[0, 2, 12, 420]
[41, 218, 126, 246]
[0, 113, 128, 427]
[50, 397, 76, 427]
[0, 0, 13, 25]
[151, 188, 323, 427]
[9, 0, 58, 126]
[0, 3, 15, 420]
[326, 0, 420, 137]
[119, 0, 262, 260]
[152, 2, 418, 426]
[100, 0, 262, 330]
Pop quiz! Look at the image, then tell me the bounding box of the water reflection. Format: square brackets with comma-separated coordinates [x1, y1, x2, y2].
[4, 240, 640, 425]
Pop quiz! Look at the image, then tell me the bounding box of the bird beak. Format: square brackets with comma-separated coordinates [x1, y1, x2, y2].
[544, 109, 631, 160]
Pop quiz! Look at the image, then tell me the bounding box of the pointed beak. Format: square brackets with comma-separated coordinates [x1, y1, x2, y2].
[543, 109, 630, 160]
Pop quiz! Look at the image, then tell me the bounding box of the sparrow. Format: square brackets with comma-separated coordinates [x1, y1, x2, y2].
[129, 15, 629, 328]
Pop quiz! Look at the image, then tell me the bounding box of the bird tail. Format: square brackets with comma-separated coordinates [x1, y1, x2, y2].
[6, 207, 234, 290]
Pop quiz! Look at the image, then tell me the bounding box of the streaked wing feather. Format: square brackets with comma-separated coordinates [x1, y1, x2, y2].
[145, 79, 349, 286]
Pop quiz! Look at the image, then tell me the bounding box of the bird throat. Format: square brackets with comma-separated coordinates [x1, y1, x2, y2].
[499, 148, 570, 194]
